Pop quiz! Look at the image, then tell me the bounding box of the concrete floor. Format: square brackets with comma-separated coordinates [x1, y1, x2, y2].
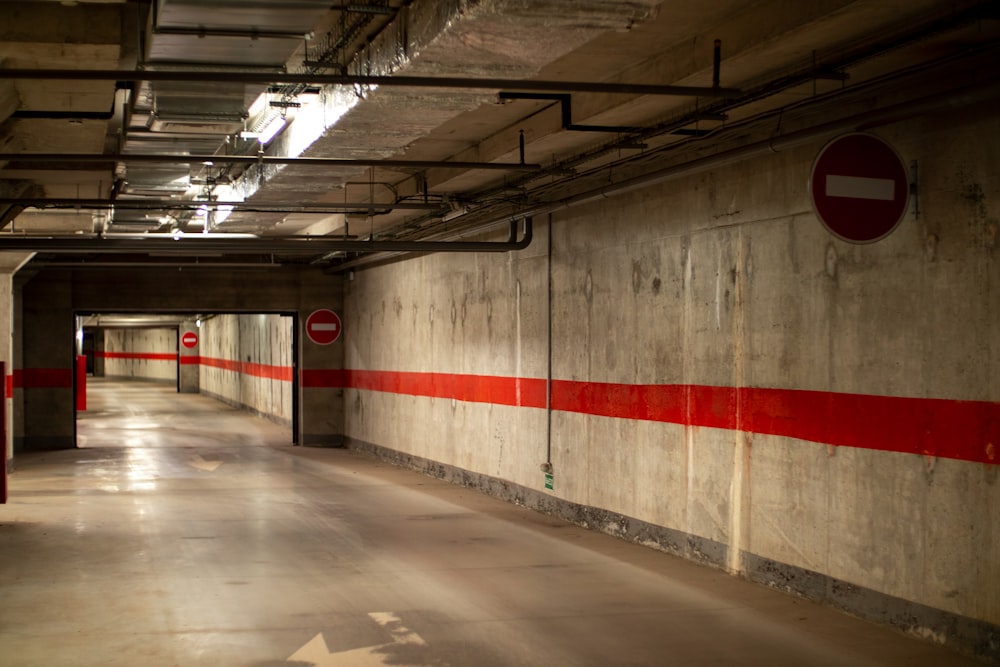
[0, 379, 983, 666]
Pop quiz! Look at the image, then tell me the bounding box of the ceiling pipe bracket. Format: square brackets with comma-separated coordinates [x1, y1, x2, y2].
[498, 92, 645, 134]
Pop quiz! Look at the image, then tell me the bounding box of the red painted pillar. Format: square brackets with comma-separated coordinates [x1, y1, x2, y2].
[76, 354, 87, 412]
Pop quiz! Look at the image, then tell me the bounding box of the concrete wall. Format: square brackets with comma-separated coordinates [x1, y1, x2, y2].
[342, 104, 999, 655]
[102, 328, 177, 382]
[199, 314, 293, 425]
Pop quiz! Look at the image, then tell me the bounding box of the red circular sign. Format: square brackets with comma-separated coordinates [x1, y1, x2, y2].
[306, 309, 342, 345]
[810, 133, 909, 243]
[181, 331, 199, 348]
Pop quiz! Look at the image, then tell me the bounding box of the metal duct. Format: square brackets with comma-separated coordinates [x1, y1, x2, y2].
[222, 0, 664, 231]
[148, 0, 332, 66]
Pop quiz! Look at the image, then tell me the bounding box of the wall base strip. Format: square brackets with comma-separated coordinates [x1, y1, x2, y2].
[741, 552, 1000, 662]
[346, 437, 1000, 663]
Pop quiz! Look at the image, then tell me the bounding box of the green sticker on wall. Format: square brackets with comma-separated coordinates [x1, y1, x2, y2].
[544, 473, 554, 490]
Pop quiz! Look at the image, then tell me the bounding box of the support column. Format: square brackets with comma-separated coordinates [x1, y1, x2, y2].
[178, 322, 200, 393]
[0, 253, 34, 462]
[19, 270, 75, 450]
[92, 328, 105, 377]
[297, 272, 346, 446]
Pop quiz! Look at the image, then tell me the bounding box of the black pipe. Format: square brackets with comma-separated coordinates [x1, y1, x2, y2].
[152, 27, 311, 40]
[0, 69, 740, 98]
[0, 153, 540, 172]
[499, 92, 644, 133]
[0, 217, 532, 255]
[335, 76, 1000, 273]
[10, 110, 116, 121]
[508, 79, 1000, 223]
[0, 198, 446, 213]
[713, 39, 722, 89]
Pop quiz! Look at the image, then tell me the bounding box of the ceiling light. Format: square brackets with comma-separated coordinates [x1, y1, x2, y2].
[443, 206, 469, 222]
[256, 116, 287, 145]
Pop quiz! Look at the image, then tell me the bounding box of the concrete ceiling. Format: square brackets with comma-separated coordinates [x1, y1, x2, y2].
[0, 0, 997, 270]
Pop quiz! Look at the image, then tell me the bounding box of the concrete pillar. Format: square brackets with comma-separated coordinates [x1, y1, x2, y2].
[0, 253, 34, 461]
[19, 270, 75, 450]
[178, 322, 200, 393]
[92, 328, 105, 377]
[297, 273, 346, 446]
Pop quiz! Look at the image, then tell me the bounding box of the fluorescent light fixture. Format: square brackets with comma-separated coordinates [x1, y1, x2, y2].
[214, 204, 234, 225]
[257, 116, 287, 145]
[443, 206, 469, 222]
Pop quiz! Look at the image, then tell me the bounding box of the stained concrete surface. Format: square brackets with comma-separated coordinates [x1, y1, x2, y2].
[0, 379, 982, 666]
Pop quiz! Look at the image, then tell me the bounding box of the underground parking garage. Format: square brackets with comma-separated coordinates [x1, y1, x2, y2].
[1, 1, 999, 664]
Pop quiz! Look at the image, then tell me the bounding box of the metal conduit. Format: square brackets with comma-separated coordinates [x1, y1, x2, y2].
[0, 153, 541, 172]
[0, 69, 739, 98]
[0, 218, 532, 255]
[0, 199, 447, 213]
[333, 76, 1000, 271]
[518, 78, 1000, 219]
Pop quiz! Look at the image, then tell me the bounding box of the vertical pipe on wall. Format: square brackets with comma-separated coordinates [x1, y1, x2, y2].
[712, 39, 722, 90]
[727, 228, 748, 574]
[545, 213, 553, 469]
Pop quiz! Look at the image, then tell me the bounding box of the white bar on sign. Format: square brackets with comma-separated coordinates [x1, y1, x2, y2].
[310, 323, 338, 331]
[826, 174, 894, 201]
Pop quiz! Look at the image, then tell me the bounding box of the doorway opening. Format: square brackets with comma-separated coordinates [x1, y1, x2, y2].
[75, 311, 298, 449]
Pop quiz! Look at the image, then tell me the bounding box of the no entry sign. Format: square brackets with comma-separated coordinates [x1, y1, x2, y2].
[306, 309, 342, 345]
[810, 133, 909, 243]
[181, 331, 199, 348]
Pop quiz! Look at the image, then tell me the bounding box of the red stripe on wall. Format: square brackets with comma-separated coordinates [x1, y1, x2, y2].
[741, 388, 998, 464]
[96, 351, 177, 361]
[99, 353, 293, 381]
[198, 356, 293, 382]
[338, 371, 998, 465]
[344, 370, 547, 407]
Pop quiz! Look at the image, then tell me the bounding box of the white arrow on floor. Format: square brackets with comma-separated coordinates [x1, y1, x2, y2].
[188, 454, 222, 472]
[287, 612, 427, 666]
